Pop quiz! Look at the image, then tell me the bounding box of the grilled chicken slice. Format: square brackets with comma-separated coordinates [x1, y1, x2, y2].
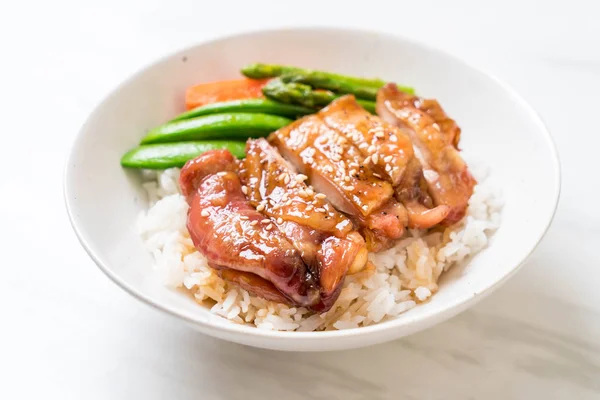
[270, 115, 394, 216]
[377, 84, 476, 224]
[239, 138, 353, 236]
[179, 150, 321, 309]
[321, 96, 449, 230]
[373, 90, 462, 148]
[320, 95, 414, 186]
[269, 115, 407, 251]
[239, 139, 368, 296]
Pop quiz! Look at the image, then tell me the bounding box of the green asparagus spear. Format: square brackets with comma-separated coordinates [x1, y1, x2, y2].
[140, 113, 292, 144]
[262, 79, 333, 107]
[262, 79, 376, 113]
[170, 99, 315, 122]
[280, 72, 379, 100]
[242, 63, 386, 88]
[121, 141, 246, 169]
[241, 63, 415, 99]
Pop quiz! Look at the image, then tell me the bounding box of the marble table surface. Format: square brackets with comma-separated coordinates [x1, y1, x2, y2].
[2, 0, 599, 398]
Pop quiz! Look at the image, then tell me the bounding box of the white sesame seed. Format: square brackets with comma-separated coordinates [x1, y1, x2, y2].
[266, 224, 273, 230]
[389, 135, 398, 142]
[316, 208, 326, 213]
[368, 145, 376, 153]
[256, 204, 265, 212]
[277, 217, 283, 224]
[306, 205, 313, 211]
[298, 189, 308, 197]
[284, 175, 290, 184]
[364, 156, 371, 164]
[201, 210, 209, 217]
[306, 188, 314, 196]
[423, 169, 440, 181]
[344, 176, 351, 182]
[296, 174, 308, 182]
[278, 172, 286, 182]
[240, 215, 249, 220]
[241, 185, 248, 195]
[359, 142, 368, 149]
[261, 219, 270, 223]
[384, 155, 393, 163]
[285, 199, 293, 206]
[315, 193, 326, 199]
[375, 131, 385, 138]
[250, 220, 258, 226]
[373, 173, 382, 178]
[372, 153, 379, 164]
[385, 164, 392, 172]
[362, 205, 369, 211]
[345, 185, 355, 191]
[216, 171, 227, 176]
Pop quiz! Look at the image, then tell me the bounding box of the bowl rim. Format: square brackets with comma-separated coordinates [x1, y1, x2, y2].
[64, 25, 561, 341]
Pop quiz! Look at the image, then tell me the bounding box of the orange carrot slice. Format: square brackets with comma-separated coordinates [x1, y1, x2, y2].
[185, 78, 270, 110]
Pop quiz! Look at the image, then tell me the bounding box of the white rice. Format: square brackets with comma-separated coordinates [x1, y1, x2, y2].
[137, 163, 502, 331]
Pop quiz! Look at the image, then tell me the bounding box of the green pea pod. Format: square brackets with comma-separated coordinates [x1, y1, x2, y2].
[140, 113, 292, 144]
[170, 99, 315, 122]
[121, 141, 246, 169]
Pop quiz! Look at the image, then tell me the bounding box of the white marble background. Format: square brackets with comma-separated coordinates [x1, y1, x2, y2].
[1, 0, 599, 398]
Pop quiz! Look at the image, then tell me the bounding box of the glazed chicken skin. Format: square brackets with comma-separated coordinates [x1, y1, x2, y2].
[269, 113, 408, 251]
[180, 148, 366, 312]
[180, 150, 320, 308]
[376, 84, 476, 224]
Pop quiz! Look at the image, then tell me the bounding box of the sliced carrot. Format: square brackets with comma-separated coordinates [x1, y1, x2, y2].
[185, 78, 270, 110]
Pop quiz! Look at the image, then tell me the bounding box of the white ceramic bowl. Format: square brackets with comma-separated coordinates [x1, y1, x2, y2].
[65, 27, 560, 351]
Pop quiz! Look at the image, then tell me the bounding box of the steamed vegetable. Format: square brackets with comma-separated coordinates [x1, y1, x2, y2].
[171, 99, 314, 122]
[185, 78, 270, 110]
[241, 63, 386, 88]
[262, 79, 376, 113]
[140, 113, 292, 144]
[121, 141, 246, 169]
[280, 72, 380, 100]
[241, 63, 415, 99]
